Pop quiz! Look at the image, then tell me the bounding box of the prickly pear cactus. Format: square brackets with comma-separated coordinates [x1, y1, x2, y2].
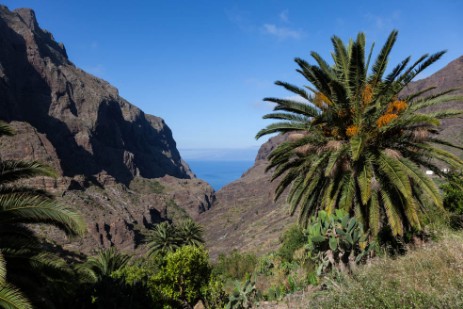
[225, 279, 257, 309]
[305, 210, 370, 275]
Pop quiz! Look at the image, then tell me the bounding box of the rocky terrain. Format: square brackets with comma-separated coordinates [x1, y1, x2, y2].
[0, 6, 214, 254]
[1, 4, 462, 259]
[200, 55, 463, 259]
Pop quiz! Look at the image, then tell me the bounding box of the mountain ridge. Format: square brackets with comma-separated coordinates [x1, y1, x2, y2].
[0, 5, 213, 254]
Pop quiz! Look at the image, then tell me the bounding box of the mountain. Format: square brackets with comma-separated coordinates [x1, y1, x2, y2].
[200, 55, 463, 258]
[0, 6, 214, 253]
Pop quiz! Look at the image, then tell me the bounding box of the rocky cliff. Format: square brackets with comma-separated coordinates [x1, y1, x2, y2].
[200, 55, 463, 258]
[0, 6, 214, 253]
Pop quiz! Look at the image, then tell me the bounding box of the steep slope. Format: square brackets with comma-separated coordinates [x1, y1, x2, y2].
[200, 56, 463, 258]
[0, 6, 214, 253]
[0, 6, 192, 184]
[198, 134, 293, 258]
[403, 56, 463, 146]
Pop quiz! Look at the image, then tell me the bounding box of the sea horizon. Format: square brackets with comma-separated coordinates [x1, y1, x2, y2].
[187, 160, 254, 191]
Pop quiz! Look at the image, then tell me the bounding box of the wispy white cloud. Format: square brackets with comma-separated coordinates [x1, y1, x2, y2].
[365, 10, 401, 30]
[262, 24, 303, 40]
[279, 9, 289, 23]
[83, 64, 105, 77]
[244, 78, 272, 89]
[226, 8, 255, 32]
[90, 41, 99, 50]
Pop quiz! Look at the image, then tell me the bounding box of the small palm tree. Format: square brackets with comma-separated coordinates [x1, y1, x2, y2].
[0, 121, 86, 306]
[79, 247, 130, 283]
[177, 219, 205, 247]
[257, 31, 463, 236]
[147, 221, 181, 257]
[147, 220, 205, 257]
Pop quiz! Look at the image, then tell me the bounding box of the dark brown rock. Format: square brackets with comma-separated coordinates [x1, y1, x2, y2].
[0, 6, 192, 185]
[0, 6, 214, 254]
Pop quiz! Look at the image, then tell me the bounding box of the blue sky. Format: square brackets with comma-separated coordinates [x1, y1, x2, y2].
[3, 0, 463, 160]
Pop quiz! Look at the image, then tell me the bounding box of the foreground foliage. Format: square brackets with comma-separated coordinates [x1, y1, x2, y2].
[304, 230, 463, 308]
[257, 30, 463, 236]
[0, 121, 85, 308]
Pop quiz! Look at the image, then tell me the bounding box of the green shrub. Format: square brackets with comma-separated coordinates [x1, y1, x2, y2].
[277, 224, 305, 262]
[213, 250, 257, 280]
[149, 245, 212, 308]
[441, 173, 463, 229]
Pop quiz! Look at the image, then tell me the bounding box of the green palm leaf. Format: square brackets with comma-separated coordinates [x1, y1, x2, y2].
[257, 30, 463, 237]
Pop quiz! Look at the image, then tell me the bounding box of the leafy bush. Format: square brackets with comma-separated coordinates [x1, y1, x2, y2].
[213, 250, 257, 280]
[441, 172, 463, 212]
[277, 224, 306, 262]
[149, 245, 212, 308]
[305, 210, 370, 275]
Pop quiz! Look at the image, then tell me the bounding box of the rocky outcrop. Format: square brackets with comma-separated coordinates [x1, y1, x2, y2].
[0, 6, 213, 254]
[0, 6, 192, 185]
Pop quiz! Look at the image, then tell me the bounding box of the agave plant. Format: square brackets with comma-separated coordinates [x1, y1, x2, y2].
[257, 31, 463, 236]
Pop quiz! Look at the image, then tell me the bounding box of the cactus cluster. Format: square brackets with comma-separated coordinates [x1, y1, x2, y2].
[225, 279, 257, 309]
[305, 210, 370, 275]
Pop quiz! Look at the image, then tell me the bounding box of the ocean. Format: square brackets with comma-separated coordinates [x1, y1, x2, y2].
[187, 160, 254, 191]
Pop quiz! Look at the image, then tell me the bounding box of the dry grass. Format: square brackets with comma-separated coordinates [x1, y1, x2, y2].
[301, 230, 463, 308]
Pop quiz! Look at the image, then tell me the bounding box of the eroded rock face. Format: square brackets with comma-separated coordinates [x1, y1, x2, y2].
[0, 5, 192, 185]
[0, 6, 213, 254]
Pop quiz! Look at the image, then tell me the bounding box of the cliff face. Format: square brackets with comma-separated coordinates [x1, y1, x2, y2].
[0, 6, 192, 184]
[200, 56, 463, 258]
[0, 6, 213, 253]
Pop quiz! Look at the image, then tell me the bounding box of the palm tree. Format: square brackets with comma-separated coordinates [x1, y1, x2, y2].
[147, 220, 205, 257]
[0, 253, 32, 309]
[79, 247, 130, 283]
[147, 222, 181, 257]
[0, 121, 86, 306]
[177, 219, 205, 247]
[256, 31, 463, 236]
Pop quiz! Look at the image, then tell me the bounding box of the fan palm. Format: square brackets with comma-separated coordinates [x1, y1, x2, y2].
[256, 31, 463, 236]
[0, 121, 86, 306]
